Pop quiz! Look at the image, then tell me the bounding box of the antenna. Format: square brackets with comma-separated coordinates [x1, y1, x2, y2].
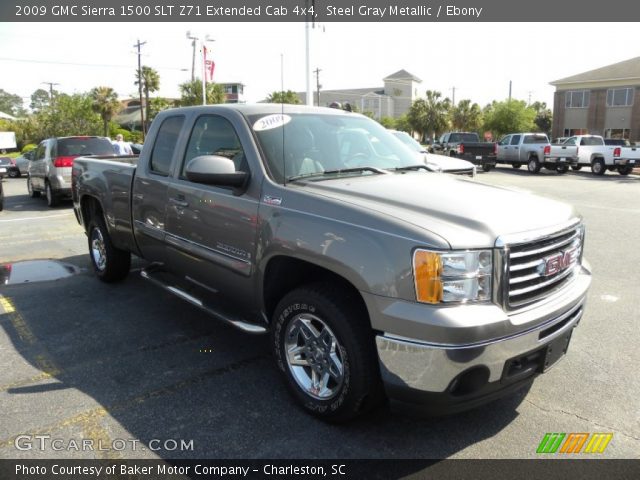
[281, 53, 286, 187]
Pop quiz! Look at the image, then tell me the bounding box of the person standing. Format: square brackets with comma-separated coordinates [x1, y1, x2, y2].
[112, 134, 133, 155]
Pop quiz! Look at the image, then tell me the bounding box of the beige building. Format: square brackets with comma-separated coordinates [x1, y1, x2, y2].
[297, 69, 422, 119]
[550, 57, 640, 142]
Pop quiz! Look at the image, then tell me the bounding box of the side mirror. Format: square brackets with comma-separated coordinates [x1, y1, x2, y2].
[185, 155, 249, 191]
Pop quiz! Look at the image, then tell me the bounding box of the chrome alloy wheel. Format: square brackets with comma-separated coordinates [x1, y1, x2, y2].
[90, 227, 107, 272]
[284, 313, 345, 400]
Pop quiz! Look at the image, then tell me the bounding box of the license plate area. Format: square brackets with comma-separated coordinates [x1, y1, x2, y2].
[541, 331, 572, 372]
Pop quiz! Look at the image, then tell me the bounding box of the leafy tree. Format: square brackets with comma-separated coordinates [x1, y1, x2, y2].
[0, 89, 25, 117]
[395, 114, 412, 134]
[266, 90, 301, 104]
[135, 66, 160, 131]
[530, 101, 553, 135]
[37, 93, 103, 138]
[408, 90, 451, 141]
[482, 100, 536, 138]
[30, 89, 56, 113]
[378, 116, 396, 129]
[90, 87, 121, 137]
[451, 99, 482, 132]
[178, 79, 225, 106]
[148, 97, 175, 122]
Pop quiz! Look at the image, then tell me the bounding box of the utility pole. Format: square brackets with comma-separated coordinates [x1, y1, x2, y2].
[42, 82, 60, 101]
[134, 39, 147, 139]
[508, 80, 512, 102]
[190, 38, 196, 81]
[451, 86, 456, 107]
[314, 68, 322, 106]
[527, 91, 532, 105]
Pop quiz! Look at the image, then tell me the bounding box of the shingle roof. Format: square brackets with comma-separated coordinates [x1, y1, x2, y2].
[383, 69, 422, 82]
[550, 56, 640, 86]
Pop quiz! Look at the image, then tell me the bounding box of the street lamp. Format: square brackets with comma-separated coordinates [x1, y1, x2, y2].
[186, 31, 215, 106]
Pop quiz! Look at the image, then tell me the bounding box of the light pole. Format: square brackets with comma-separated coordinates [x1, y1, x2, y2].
[187, 31, 214, 106]
[186, 31, 197, 82]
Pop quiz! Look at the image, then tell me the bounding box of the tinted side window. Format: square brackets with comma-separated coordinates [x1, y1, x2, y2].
[510, 135, 521, 145]
[523, 135, 549, 144]
[35, 142, 46, 160]
[181, 115, 245, 177]
[150, 116, 185, 175]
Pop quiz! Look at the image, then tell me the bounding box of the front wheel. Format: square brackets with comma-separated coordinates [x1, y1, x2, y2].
[591, 158, 606, 176]
[87, 214, 131, 282]
[271, 283, 383, 422]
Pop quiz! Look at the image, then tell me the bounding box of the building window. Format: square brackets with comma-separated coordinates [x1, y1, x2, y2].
[565, 91, 590, 108]
[606, 88, 634, 107]
[604, 128, 630, 140]
[563, 128, 588, 136]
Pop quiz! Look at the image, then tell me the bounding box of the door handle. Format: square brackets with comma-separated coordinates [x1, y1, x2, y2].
[169, 197, 189, 208]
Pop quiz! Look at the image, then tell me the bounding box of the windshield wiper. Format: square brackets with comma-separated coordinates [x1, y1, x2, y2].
[286, 166, 387, 182]
[388, 164, 433, 172]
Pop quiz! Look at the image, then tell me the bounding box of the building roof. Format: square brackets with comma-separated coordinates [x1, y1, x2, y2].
[383, 69, 422, 83]
[550, 56, 640, 86]
[0, 111, 16, 120]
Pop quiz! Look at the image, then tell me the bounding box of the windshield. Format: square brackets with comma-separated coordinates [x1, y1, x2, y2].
[248, 112, 422, 183]
[391, 131, 424, 153]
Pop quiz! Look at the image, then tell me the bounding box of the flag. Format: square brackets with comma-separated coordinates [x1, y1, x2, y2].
[203, 45, 215, 82]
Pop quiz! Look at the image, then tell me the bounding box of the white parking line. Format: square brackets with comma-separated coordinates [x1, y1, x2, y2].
[0, 213, 74, 223]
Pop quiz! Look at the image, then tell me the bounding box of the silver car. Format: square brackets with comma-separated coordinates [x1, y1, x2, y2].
[27, 136, 115, 207]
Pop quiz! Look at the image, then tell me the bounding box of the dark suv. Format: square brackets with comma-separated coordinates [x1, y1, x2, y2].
[27, 136, 115, 206]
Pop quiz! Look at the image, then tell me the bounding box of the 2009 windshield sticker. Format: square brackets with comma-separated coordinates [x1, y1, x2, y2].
[253, 114, 291, 131]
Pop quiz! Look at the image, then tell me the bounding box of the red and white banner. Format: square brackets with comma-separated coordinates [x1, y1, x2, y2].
[203, 45, 215, 82]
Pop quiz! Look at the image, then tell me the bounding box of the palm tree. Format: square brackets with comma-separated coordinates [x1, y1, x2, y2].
[89, 86, 121, 137]
[407, 91, 451, 142]
[451, 99, 482, 132]
[135, 66, 160, 131]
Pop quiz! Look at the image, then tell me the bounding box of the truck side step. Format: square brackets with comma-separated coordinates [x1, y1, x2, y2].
[140, 267, 267, 335]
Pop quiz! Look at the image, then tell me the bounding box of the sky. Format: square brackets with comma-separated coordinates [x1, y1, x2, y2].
[1, 22, 639, 111]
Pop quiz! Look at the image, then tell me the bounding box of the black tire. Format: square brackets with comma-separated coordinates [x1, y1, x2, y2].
[591, 158, 606, 176]
[27, 176, 41, 198]
[482, 163, 492, 172]
[271, 283, 383, 423]
[618, 165, 632, 176]
[571, 165, 582, 171]
[45, 182, 59, 207]
[527, 156, 541, 173]
[8, 169, 20, 178]
[556, 165, 569, 174]
[512, 163, 521, 169]
[87, 213, 131, 282]
[0, 184, 4, 212]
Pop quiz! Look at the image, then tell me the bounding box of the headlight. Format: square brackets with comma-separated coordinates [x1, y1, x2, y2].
[413, 249, 492, 304]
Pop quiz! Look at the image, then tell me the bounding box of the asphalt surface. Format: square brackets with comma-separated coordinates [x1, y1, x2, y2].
[0, 169, 639, 461]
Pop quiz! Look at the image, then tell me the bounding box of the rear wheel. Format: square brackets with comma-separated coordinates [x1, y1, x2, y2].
[591, 158, 606, 176]
[571, 165, 582, 171]
[271, 283, 383, 422]
[87, 213, 131, 282]
[8, 169, 20, 178]
[527, 156, 541, 173]
[45, 182, 59, 207]
[482, 163, 492, 172]
[27, 176, 40, 198]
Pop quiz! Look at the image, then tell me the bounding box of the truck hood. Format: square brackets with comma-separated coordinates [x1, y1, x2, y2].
[298, 172, 577, 249]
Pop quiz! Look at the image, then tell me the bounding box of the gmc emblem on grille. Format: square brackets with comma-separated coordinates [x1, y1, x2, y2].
[542, 247, 578, 277]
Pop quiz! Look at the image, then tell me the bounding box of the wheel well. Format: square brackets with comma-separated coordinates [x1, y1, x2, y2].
[528, 154, 538, 160]
[263, 256, 368, 324]
[80, 196, 103, 230]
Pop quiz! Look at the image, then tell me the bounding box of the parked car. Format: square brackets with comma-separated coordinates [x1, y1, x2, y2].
[0, 156, 20, 178]
[14, 150, 34, 176]
[560, 135, 635, 175]
[496, 133, 576, 173]
[0, 164, 5, 211]
[389, 130, 476, 176]
[27, 136, 116, 206]
[129, 143, 144, 154]
[72, 104, 591, 422]
[432, 132, 496, 171]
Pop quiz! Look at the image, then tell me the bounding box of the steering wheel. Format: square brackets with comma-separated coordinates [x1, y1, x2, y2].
[345, 153, 369, 168]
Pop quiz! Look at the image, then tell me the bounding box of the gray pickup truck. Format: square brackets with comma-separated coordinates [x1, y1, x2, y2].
[72, 105, 591, 422]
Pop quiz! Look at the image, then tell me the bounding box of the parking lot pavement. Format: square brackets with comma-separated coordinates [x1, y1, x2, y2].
[0, 171, 639, 460]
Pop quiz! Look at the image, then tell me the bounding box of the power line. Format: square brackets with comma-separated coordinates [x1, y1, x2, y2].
[0, 56, 186, 71]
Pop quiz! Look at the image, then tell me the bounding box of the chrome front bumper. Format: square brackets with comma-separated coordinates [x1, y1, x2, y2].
[373, 266, 590, 407]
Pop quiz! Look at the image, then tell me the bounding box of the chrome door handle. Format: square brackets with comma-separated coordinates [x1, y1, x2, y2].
[169, 198, 189, 208]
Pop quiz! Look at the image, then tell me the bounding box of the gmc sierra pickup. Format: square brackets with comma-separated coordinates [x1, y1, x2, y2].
[431, 132, 496, 171]
[72, 105, 591, 422]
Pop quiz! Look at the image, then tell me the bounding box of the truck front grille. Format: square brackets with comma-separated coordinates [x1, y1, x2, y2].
[505, 224, 583, 309]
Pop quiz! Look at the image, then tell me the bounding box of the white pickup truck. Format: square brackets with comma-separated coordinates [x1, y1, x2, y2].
[549, 135, 636, 176]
